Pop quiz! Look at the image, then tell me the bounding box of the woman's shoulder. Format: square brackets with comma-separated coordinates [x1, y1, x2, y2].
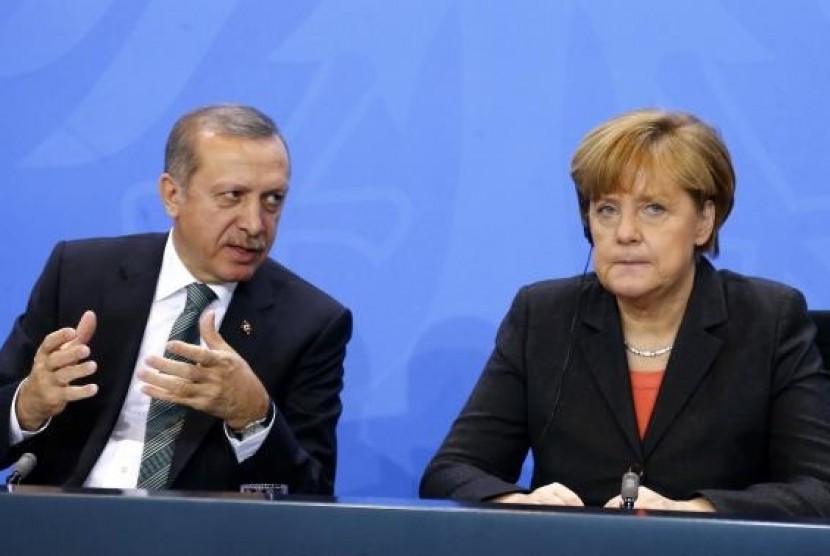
[519, 273, 602, 300]
[717, 267, 803, 298]
[714, 267, 807, 314]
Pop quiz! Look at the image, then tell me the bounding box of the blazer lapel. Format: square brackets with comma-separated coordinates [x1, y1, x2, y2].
[642, 260, 727, 457]
[578, 290, 643, 457]
[168, 269, 277, 484]
[68, 239, 164, 485]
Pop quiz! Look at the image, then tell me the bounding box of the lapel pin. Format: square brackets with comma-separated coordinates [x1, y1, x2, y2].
[241, 320, 253, 336]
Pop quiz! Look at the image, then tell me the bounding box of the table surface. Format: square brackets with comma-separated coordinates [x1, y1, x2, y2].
[2, 486, 830, 556]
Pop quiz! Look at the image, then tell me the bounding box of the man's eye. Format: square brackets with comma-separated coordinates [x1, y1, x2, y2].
[263, 193, 284, 209]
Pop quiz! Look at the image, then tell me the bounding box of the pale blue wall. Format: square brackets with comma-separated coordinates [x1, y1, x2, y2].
[2, 1, 829, 493]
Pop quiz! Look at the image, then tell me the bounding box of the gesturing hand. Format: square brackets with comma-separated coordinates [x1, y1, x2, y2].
[139, 311, 270, 429]
[16, 310, 99, 431]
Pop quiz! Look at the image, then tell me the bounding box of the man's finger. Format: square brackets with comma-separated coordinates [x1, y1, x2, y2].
[143, 355, 195, 379]
[63, 384, 99, 402]
[139, 368, 181, 393]
[74, 310, 97, 345]
[141, 379, 199, 405]
[38, 327, 78, 357]
[199, 311, 228, 350]
[57, 310, 98, 351]
[47, 344, 91, 372]
[161, 341, 208, 367]
[53, 361, 97, 386]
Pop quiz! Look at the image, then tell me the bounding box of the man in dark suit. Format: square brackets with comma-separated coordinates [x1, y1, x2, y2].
[0, 104, 351, 494]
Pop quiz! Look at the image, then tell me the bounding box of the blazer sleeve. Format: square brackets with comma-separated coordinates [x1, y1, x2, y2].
[698, 289, 830, 517]
[237, 306, 352, 495]
[0, 242, 65, 466]
[420, 287, 533, 501]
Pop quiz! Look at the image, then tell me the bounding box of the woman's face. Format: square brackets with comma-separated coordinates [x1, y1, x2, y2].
[589, 174, 715, 309]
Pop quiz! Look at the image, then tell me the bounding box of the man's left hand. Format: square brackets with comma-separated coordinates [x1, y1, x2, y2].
[139, 311, 270, 430]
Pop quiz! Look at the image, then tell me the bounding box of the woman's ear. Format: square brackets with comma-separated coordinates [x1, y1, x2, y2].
[695, 199, 716, 246]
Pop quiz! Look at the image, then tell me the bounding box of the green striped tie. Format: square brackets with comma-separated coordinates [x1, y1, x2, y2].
[137, 282, 217, 489]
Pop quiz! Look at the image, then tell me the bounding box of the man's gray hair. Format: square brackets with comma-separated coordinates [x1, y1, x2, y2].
[164, 104, 290, 185]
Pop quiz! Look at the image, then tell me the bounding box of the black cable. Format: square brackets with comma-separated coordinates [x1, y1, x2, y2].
[538, 246, 592, 441]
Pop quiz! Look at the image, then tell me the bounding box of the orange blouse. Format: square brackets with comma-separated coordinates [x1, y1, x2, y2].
[629, 370, 665, 440]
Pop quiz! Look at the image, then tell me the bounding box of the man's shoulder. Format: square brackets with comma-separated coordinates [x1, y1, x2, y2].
[56, 233, 166, 261]
[253, 257, 347, 312]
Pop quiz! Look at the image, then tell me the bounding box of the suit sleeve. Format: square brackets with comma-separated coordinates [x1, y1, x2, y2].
[237, 306, 352, 495]
[698, 289, 830, 517]
[0, 242, 65, 466]
[420, 287, 532, 501]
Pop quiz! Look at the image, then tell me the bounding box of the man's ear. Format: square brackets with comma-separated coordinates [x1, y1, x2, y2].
[159, 173, 181, 217]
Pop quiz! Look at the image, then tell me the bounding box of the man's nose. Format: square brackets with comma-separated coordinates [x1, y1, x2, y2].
[238, 200, 265, 235]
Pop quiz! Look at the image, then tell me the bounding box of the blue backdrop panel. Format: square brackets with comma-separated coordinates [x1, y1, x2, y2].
[1, 1, 829, 496]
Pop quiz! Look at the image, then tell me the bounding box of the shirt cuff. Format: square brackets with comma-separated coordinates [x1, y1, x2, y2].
[223, 402, 276, 463]
[9, 378, 51, 445]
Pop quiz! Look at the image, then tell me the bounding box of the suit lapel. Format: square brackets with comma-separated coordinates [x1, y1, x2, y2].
[168, 268, 277, 484]
[68, 237, 165, 485]
[578, 289, 643, 457]
[642, 260, 727, 457]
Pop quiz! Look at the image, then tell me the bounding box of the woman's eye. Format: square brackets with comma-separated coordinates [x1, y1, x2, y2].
[643, 203, 665, 215]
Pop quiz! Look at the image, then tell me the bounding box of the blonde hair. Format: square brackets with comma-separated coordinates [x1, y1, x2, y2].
[570, 109, 735, 256]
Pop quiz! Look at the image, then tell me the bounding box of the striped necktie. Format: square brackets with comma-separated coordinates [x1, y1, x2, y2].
[137, 282, 217, 489]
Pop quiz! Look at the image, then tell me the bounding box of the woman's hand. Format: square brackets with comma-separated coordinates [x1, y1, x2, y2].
[493, 482, 584, 506]
[604, 486, 714, 512]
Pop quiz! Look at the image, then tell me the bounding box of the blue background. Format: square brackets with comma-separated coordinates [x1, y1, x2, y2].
[2, 1, 830, 494]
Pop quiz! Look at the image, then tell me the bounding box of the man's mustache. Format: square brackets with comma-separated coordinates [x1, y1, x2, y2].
[228, 236, 267, 251]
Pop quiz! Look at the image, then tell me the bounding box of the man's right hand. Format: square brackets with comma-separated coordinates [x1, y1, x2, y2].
[15, 310, 99, 431]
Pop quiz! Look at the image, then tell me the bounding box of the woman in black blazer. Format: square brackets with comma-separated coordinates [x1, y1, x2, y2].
[420, 109, 830, 517]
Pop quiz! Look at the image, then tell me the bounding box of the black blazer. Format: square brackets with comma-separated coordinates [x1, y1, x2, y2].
[0, 233, 352, 494]
[420, 259, 830, 517]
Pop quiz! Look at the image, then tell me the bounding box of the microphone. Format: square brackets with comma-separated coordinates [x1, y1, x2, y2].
[5, 453, 37, 486]
[620, 470, 640, 510]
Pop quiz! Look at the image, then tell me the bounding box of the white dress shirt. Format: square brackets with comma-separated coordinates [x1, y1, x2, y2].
[10, 233, 273, 488]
